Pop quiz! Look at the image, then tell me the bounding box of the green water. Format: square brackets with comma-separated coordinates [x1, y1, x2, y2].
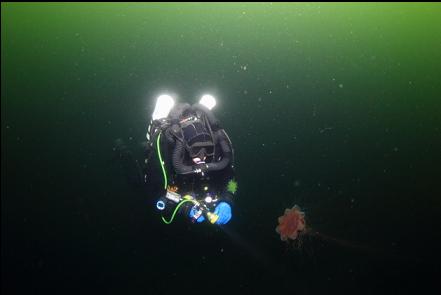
[2, 3, 441, 294]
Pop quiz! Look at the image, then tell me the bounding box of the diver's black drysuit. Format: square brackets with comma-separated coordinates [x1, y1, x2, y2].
[143, 102, 237, 221]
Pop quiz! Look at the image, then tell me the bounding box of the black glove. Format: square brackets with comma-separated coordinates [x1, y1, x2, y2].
[192, 163, 208, 174]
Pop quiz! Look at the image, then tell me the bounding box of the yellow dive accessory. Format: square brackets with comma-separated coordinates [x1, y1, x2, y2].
[206, 212, 219, 224]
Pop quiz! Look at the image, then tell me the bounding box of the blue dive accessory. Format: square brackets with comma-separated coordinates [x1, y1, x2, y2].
[156, 197, 166, 210]
[189, 206, 206, 223]
[188, 200, 219, 224]
[213, 202, 232, 225]
[156, 189, 182, 211]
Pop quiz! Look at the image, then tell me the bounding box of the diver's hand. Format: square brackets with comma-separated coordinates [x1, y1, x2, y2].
[189, 206, 205, 223]
[213, 202, 232, 225]
[192, 163, 208, 174]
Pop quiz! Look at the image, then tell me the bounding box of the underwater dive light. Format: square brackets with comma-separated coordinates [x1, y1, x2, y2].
[199, 94, 216, 110]
[152, 94, 175, 120]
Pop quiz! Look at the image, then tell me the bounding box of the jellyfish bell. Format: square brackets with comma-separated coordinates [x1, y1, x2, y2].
[276, 205, 372, 255]
[276, 205, 306, 242]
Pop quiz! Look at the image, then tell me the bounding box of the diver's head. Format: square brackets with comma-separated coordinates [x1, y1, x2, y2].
[187, 137, 215, 164]
[181, 117, 215, 163]
[190, 143, 215, 164]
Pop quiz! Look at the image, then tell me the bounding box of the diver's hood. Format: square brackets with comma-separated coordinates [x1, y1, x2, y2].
[180, 116, 215, 159]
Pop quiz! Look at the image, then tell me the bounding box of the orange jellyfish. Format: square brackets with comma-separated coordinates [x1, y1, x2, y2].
[276, 205, 369, 253]
[276, 205, 306, 242]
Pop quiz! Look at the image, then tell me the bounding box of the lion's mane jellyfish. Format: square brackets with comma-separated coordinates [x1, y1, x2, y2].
[276, 205, 369, 253]
[276, 205, 306, 242]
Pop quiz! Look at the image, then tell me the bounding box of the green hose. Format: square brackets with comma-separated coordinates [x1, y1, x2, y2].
[156, 133, 196, 225]
[156, 132, 168, 189]
[161, 199, 197, 224]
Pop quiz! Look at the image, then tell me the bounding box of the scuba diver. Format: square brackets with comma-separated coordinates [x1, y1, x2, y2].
[143, 94, 237, 225]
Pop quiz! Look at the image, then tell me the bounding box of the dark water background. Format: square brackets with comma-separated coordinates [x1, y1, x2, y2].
[2, 3, 441, 294]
